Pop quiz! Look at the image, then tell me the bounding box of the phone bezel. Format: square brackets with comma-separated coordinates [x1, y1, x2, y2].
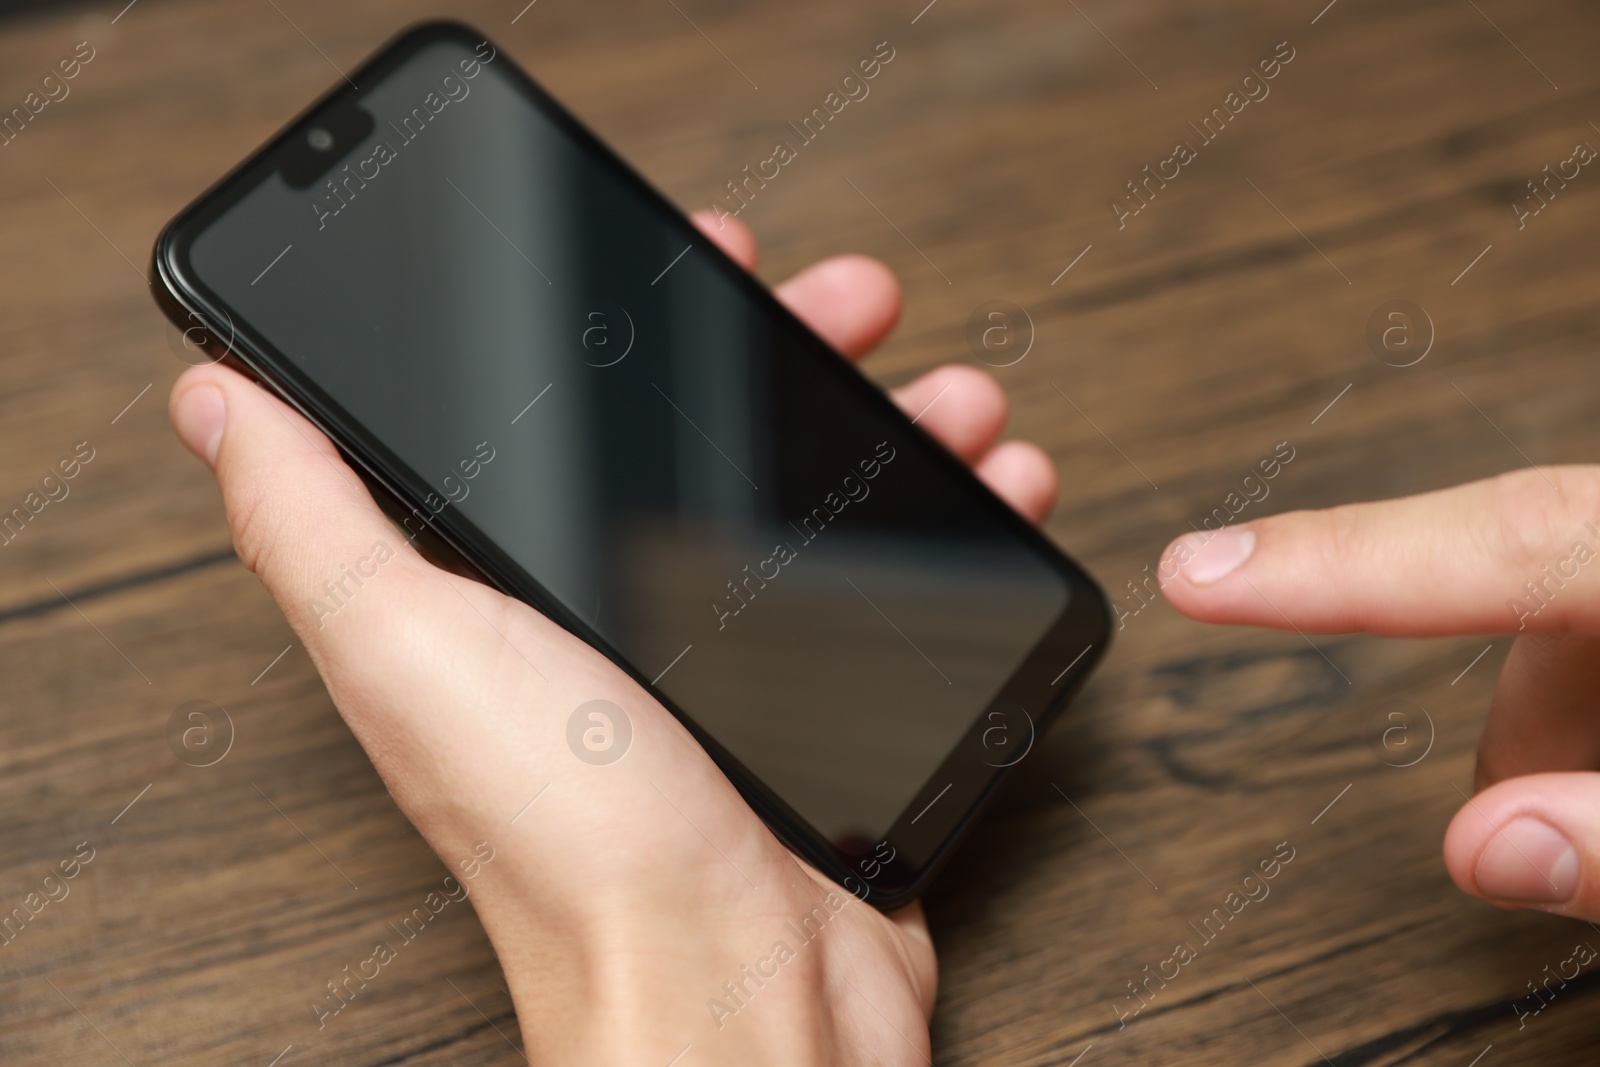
[151, 19, 1112, 909]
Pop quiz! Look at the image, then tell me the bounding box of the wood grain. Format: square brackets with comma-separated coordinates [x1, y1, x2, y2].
[1, 0, 1598, 1063]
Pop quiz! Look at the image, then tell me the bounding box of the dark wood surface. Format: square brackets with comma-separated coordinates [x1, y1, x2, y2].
[2, 0, 1598, 1062]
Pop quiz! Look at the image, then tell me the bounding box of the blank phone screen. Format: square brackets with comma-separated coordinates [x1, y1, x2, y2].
[185, 36, 1069, 847]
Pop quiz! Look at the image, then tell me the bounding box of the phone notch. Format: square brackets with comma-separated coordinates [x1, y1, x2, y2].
[279, 104, 376, 189]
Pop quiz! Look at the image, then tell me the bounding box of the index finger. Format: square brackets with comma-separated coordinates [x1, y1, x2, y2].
[1158, 466, 1600, 636]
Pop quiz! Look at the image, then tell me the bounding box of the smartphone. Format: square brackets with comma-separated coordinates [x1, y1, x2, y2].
[152, 21, 1110, 908]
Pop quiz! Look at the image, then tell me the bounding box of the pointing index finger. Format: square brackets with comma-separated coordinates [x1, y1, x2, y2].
[1159, 466, 1600, 636]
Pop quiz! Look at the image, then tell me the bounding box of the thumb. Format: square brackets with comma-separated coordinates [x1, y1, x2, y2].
[168, 363, 429, 648]
[1444, 772, 1600, 921]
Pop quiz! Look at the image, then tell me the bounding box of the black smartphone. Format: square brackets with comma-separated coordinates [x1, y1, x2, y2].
[152, 21, 1110, 908]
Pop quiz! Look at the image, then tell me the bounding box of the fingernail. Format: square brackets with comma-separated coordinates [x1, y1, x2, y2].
[173, 383, 225, 468]
[1173, 528, 1256, 586]
[1475, 817, 1579, 904]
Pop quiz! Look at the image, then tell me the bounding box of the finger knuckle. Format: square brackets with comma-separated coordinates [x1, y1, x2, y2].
[224, 480, 281, 585]
[1319, 501, 1369, 569]
[1486, 466, 1600, 568]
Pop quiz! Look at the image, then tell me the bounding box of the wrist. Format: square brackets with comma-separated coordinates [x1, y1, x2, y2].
[480, 863, 875, 1065]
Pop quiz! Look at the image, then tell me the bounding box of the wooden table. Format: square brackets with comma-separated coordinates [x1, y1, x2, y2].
[1, 0, 1597, 1062]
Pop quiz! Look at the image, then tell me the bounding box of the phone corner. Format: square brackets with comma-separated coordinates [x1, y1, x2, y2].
[862, 884, 925, 914]
[146, 229, 187, 327]
[388, 18, 498, 54]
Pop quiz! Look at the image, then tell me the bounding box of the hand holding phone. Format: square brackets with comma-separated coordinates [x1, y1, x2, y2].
[165, 208, 1064, 1059]
[155, 24, 1108, 904]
